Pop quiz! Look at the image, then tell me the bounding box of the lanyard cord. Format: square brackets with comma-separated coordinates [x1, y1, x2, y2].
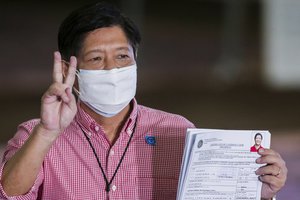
[79, 115, 137, 192]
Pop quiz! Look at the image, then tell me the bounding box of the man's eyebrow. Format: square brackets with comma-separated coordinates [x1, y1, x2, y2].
[84, 49, 104, 56]
[115, 47, 130, 51]
[84, 46, 131, 56]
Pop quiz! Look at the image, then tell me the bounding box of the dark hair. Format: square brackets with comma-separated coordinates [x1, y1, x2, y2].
[58, 2, 141, 60]
[254, 133, 263, 140]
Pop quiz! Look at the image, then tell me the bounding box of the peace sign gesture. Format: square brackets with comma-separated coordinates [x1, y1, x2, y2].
[40, 52, 77, 137]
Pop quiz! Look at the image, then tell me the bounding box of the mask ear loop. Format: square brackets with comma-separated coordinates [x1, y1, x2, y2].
[73, 70, 81, 97]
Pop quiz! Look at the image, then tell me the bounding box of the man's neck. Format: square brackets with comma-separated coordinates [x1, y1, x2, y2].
[80, 102, 132, 145]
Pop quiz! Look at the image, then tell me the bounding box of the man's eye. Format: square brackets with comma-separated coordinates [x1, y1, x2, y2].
[90, 57, 102, 61]
[117, 54, 129, 59]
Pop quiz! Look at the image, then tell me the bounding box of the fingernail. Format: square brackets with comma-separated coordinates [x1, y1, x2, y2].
[258, 176, 262, 182]
[259, 149, 264, 153]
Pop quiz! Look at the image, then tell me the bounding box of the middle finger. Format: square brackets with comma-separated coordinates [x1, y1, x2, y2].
[256, 164, 281, 176]
[256, 154, 284, 166]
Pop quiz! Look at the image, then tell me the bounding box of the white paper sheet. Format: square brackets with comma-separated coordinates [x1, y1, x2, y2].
[177, 129, 271, 200]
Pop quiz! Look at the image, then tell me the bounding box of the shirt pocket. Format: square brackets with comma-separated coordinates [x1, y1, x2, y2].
[135, 177, 178, 200]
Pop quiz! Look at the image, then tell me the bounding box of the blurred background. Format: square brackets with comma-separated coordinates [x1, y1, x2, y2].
[0, 0, 299, 199]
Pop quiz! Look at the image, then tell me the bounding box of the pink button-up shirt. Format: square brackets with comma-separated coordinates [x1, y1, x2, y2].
[0, 100, 194, 200]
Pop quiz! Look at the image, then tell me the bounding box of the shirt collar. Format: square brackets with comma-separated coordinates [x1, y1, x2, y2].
[122, 98, 138, 137]
[75, 99, 138, 137]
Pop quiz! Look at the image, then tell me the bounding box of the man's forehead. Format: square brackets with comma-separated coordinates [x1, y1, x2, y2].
[81, 27, 132, 50]
[86, 26, 127, 40]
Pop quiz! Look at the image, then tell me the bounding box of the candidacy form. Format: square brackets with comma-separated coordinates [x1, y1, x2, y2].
[177, 129, 271, 200]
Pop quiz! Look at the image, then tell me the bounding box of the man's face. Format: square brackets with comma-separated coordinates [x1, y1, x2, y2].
[77, 26, 136, 70]
[255, 135, 262, 146]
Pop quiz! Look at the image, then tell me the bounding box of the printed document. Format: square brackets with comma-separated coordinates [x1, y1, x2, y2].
[177, 129, 271, 200]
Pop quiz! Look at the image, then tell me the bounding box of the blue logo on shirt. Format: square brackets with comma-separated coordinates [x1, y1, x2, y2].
[145, 136, 156, 146]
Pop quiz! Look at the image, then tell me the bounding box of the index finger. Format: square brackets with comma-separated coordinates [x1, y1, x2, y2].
[256, 148, 284, 165]
[52, 51, 63, 83]
[258, 148, 280, 157]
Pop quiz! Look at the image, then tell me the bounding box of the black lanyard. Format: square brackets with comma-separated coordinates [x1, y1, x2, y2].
[79, 115, 137, 192]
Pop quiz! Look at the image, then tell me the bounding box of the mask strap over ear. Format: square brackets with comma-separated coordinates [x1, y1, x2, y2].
[73, 87, 81, 96]
[61, 60, 70, 64]
[73, 70, 81, 96]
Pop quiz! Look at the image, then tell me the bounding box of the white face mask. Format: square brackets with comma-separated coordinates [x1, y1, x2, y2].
[75, 64, 137, 117]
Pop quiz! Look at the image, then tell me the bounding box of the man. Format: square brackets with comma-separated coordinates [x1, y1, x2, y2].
[0, 2, 287, 200]
[251, 133, 264, 152]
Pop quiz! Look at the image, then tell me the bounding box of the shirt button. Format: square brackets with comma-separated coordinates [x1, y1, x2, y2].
[95, 126, 100, 132]
[126, 128, 132, 135]
[111, 185, 117, 191]
[88, 132, 92, 137]
[110, 150, 115, 156]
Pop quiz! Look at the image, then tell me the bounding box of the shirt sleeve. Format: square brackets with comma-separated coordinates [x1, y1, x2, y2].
[0, 120, 44, 200]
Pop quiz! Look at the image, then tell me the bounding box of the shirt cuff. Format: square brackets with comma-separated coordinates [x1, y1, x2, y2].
[0, 160, 43, 200]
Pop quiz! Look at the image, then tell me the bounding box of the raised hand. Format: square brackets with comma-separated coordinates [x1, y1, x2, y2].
[40, 51, 77, 136]
[256, 149, 287, 199]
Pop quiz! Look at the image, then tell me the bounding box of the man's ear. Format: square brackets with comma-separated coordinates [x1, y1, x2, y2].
[61, 60, 69, 79]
